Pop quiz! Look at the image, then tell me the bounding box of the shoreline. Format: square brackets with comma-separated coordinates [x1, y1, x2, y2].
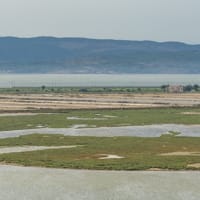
[1, 163, 200, 172]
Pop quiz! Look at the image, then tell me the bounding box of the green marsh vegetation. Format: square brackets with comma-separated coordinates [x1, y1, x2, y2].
[0, 134, 200, 170]
[0, 85, 199, 94]
[0, 107, 200, 131]
[0, 86, 164, 94]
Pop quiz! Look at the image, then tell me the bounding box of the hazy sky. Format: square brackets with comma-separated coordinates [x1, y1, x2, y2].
[0, 0, 199, 43]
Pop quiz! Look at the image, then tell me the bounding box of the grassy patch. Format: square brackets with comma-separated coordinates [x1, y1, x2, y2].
[0, 107, 200, 131]
[0, 134, 200, 170]
[0, 87, 164, 94]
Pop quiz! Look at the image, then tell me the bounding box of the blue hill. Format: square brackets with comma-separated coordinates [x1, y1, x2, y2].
[0, 37, 200, 73]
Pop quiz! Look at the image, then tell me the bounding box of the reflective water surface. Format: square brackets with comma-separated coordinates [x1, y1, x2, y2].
[0, 124, 200, 138]
[0, 74, 200, 87]
[0, 165, 200, 200]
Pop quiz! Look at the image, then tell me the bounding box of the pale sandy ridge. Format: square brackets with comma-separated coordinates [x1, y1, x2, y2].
[0, 93, 200, 111]
[160, 152, 200, 156]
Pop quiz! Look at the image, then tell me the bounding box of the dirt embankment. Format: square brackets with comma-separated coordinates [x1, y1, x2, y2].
[0, 93, 200, 112]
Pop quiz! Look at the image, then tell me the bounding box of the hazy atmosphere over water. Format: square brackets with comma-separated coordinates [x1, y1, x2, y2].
[0, 0, 200, 43]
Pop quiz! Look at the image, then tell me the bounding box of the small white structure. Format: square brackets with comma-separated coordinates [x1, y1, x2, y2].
[167, 85, 184, 93]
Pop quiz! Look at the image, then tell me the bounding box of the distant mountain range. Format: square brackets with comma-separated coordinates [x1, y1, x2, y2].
[0, 37, 200, 74]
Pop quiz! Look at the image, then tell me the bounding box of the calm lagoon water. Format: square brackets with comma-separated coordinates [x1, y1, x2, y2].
[1, 166, 200, 200]
[0, 74, 200, 87]
[1, 125, 200, 139]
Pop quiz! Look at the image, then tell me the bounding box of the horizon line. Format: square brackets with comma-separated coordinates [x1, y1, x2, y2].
[0, 36, 199, 46]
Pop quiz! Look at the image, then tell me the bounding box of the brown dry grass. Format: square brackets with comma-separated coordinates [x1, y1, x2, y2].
[187, 163, 200, 168]
[0, 93, 200, 112]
